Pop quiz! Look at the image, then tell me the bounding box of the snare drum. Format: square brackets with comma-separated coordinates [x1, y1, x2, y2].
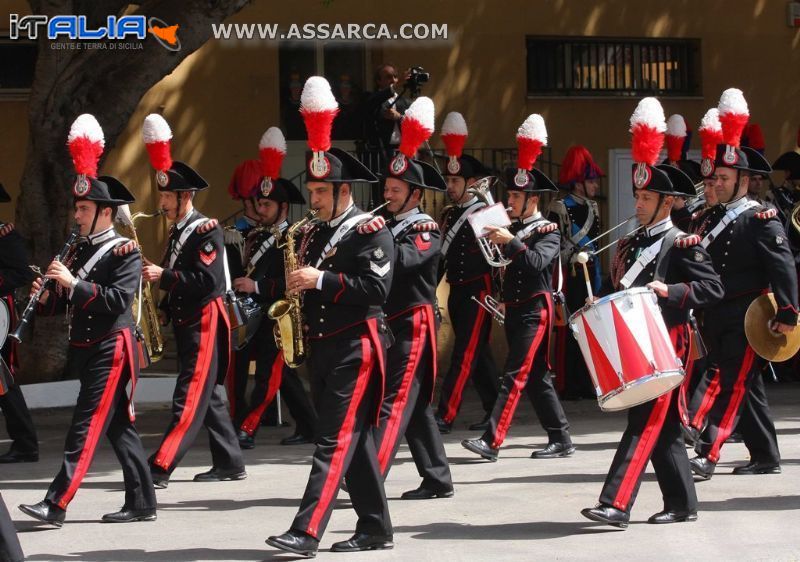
[569, 287, 684, 412]
[0, 299, 9, 349]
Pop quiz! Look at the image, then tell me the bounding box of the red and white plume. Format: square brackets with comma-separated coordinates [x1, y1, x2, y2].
[698, 108, 723, 160]
[629, 97, 666, 166]
[516, 114, 547, 171]
[300, 76, 338, 178]
[441, 112, 468, 173]
[68, 114, 105, 179]
[258, 127, 287, 197]
[142, 114, 173, 173]
[665, 114, 687, 163]
[399, 96, 435, 158]
[717, 88, 749, 149]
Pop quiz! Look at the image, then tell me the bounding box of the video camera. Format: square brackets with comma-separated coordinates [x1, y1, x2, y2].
[405, 66, 430, 96]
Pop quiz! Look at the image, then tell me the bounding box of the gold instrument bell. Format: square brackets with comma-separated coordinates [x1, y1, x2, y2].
[744, 293, 800, 362]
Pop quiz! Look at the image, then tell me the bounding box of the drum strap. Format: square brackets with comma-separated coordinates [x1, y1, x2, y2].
[654, 228, 680, 283]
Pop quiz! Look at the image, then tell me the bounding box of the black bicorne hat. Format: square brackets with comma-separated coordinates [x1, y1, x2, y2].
[654, 164, 697, 198]
[772, 150, 800, 181]
[383, 154, 446, 191]
[305, 147, 378, 184]
[438, 153, 488, 179]
[156, 161, 209, 192]
[503, 167, 558, 193]
[0, 183, 10, 203]
[74, 175, 136, 206]
[257, 177, 306, 204]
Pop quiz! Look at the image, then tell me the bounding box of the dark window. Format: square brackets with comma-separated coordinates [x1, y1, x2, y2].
[526, 36, 701, 97]
[0, 37, 37, 97]
[278, 42, 366, 141]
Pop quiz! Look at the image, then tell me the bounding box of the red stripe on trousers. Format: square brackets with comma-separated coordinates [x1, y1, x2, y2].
[442, 292, 489, 423]
[56, 332, 127, 509]
[708, 346, 756, 463]
[306, 334, 374, 538]
[240, 351, 285, 435]
[376, 307, 425, 473]
[692, 368, 720, 430]
[612, 390, 672, 511]
[676, 326, 695, 427]
[153, 302, 218, 470]
[491, 308, 548, 449]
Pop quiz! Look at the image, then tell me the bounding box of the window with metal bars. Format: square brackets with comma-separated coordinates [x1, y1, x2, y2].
[526, 36, 701, 97]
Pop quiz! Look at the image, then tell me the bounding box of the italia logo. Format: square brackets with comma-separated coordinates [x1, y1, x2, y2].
[633, 163, 651, 189]
[447, 156, 461, 174]
[156, 170, 169, 188]
[309, 151, 330, 179]
[73, 175, 90, 196]
[723, 145, 739, 166]
[514, 168, 528, 187]
[390, 153, 408, 176]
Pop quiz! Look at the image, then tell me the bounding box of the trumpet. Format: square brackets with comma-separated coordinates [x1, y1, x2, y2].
[466, 176, 512, 268]
[471, 294, 504, 325]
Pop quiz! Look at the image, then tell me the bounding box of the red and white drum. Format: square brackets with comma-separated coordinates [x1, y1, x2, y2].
[569, 287, 684, 412]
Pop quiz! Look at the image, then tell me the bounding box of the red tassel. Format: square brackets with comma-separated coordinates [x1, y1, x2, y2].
[300, 108, 339, 152]
[69, 137, 103, 177]
[719, 112, 748, 148]
[517, 137, 543, 170]
[145, 141, 173, 172]
[631, 123, 664, 166]
[399, 117, 432, 158]
[665, 135, 684, 163]
[441, 133, 466, 158]
[260, 147, 285, 180]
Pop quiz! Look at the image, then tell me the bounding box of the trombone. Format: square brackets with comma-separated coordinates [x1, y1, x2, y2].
[466, 176, 512, 268]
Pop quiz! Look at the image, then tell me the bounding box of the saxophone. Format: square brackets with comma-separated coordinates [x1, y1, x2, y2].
[267, 209, 318, 368]
[115, 208, 165, 365]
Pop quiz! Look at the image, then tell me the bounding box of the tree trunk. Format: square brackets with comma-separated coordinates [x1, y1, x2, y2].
[16, 0, 251, 381]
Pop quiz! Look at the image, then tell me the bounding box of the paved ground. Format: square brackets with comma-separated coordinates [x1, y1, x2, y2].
[2, 383, 799, 561]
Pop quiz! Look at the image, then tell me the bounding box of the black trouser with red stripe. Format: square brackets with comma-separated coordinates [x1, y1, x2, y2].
[150, 303, 243, 478]
[691, 298, 780, 464]
[291, 324, 391, 540]
[365, 306, 451, 491]
[598, 325, 696, 514]
[44, 329, 155, 512]
[0, 493, 23, 562]
[436, 277, 500, 424]
[481, 301, 571, 449]
[0, 384, 37, 455]
[231, 323, 316, 439]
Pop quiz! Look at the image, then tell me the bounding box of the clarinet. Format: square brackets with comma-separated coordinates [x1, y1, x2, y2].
[9, 227, 80, 344]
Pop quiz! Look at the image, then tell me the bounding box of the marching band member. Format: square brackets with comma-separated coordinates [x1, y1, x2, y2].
[19, 114, 156, 526]
[434, 112, 500, 433]
[353, 101, 453, 500]
[686, 90, 798, 480]
[267, 77, 394, 557]
[462, 114, 574, 462]
[140, 114, 246, 488]
[0, 183, 38, 465]
[549, 145, 604, 399]
[230, 129, 316, 449]
[581, 98, 723, 528]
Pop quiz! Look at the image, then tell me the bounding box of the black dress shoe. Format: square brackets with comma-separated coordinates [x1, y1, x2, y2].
[237, 430, 255, 450]
[400, 485, 454, 500]
[647, 509, 698, 524]
[266, 529, 319, 558]
[725, 432, 743, 444]
[467, 414, 491, 431]
[531, 442, 575, 459]
[435, 415, 452, 434]
[331, 532, 394, 552]
[193, 467, 247, 482]
[280, 432, 312, 446]
[18, 501, 66, 528]
[461, 438, 498, 462]
[580, 504, 629, 528]
[732, 461, 781, 475]
[0, 449, 39, 463]
[102, 507, 157, 523]
[689, 456, 716, 480]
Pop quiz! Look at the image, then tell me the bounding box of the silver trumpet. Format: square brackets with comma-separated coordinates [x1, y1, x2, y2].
[471, 294, 505, 325]
[466, 176, 512, 268]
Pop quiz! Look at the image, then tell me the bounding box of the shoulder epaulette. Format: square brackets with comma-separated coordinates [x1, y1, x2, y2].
[357, 215, 386, 234]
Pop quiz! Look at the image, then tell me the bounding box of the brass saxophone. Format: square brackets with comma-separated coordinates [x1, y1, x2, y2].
[267, 209, 319, 368]
[115, 208, 165, 365]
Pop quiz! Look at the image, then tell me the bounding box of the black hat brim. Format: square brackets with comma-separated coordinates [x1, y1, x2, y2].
[159, 161, 209, 192]
[503, 167, 558, 193]
[654, 164, 697, 197]
[76, 176, 135, 206]
[257, 177, 306, 204]
[325, 148, 378, 184]
[741, 147, 772, 176]
[772, 151, 800, 179]
[438, 153, 489, 179]
[0, 183, 10, 203]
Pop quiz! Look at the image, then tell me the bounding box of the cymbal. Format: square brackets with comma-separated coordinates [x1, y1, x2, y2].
[744, 293, 800, 362]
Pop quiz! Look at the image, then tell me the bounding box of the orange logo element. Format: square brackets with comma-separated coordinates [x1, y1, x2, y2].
[148, 24, 179, 46]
